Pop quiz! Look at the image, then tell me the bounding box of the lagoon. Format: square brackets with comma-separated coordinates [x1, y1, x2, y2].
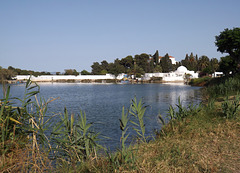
[0, 83, 202, 150]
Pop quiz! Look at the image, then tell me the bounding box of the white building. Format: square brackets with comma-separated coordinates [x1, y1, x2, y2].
[159, 55, 177, 65]
[14, 73, 125, 82]
[212, 72, 224, 78]
[169, 56, 177, 65]
[143, 66, 198, 82]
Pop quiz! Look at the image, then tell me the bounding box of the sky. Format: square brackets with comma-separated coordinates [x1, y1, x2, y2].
[0, 0, 240, 72]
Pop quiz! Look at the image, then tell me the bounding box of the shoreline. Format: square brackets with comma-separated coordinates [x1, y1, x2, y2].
[4, 79, 186, 85]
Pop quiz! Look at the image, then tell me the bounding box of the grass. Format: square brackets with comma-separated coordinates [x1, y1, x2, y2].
[135, 109, 240, 173]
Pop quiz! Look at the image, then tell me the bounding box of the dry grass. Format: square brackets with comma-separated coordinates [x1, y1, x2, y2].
[0, 143, 53, 173]
[133, 115, 240, 173]
[64, 108, 240, 173]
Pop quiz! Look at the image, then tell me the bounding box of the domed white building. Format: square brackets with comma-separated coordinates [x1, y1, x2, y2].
[143, 66, 198, 82]
[176, 66, 188, 73]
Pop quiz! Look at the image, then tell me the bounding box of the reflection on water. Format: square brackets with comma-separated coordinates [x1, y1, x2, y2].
[0, 83, 202, 150]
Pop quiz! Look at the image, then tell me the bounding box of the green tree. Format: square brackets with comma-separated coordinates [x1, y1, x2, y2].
[198, 55, 210, 72]
[133, 64, 144, 78]
[148, 58, 155, 73]
[91, 62, 102, 75]
[64, 69, 79, 76]
[181, 53, 198, 71]
[99, 69, 108, 75]
[134, 53, 150, 73]
[153, 65, 162, 73]
[0, 68, 16, 81]
[101, 60, 109, 71]
[181, 54, 190, 70]
[120, 55, 134, 72]
[108, 59, 125, 77]
[215, 27, 240, 72]
[218, 56, 237, 76]
[189, 53, 197, 71]
[81, 70, 91, 75]
[152, 50, 159, 65]
[210, 58, 219, 73]
[160, 54, 173, 73]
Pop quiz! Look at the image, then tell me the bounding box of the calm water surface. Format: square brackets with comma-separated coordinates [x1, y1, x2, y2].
[0, 83, 202, 150]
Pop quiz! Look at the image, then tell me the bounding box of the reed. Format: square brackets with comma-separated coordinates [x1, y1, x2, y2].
[206, 75, 240, 97]
[104, 106, 137, 171]
[129, 97, 148, 143]
[166, 97, 201, 121]
[221, 94, 240, 119]
[0, 78, 54, 172]
[51, 108, 101, 166]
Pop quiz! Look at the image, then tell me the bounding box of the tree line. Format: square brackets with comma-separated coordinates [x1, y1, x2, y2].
[88, 27, 240, 77]
[1, 27, 239, 80]
[88, 51, 222, 78]
[0, 66, 81, 81]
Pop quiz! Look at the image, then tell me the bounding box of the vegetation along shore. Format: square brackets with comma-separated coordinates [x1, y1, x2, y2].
[1, 28, 240, 172]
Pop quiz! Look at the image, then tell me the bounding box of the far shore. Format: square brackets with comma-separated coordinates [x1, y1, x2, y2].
[4, 79, 186, 85]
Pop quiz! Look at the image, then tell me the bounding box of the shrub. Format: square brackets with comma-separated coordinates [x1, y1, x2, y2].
[221, 95, 240, 119]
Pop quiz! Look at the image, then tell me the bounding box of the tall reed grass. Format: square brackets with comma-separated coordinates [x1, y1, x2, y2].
[206, 75, 240, 97]
[0, 80, 151, 172]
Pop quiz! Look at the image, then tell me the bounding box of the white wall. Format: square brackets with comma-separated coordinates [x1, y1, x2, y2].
[14, 74, 124, 81]
[143, 71, 198, 82]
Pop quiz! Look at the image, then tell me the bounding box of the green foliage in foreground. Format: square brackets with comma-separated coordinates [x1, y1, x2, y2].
[0, 80, 150, 172]
[189, 76, 212, 86]
[206, 74, 240, 98]
[51, 108, 101, 165]
[1, 76, 240, 172]
[221, 94, 240, 119]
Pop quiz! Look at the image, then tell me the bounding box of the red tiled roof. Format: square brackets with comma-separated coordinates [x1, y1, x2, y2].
[158, 56, 175, 59]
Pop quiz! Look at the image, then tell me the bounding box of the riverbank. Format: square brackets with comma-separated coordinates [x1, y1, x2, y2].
[1, 76, 239, 172]
[58, 75, 240, 172]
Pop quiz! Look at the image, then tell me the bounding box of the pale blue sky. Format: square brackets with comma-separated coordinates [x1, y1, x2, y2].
[0, 0, 239, 72]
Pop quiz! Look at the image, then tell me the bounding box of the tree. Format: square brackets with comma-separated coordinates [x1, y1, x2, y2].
[198, 55, 210, 72]
[108, 59, 125, 77]
[134, 53, 150, 73]
[64, 69, 79, 76]
[218, 56, 237, 76]
[91, 62, 102, 75]
[0, 68, 16, 81]
[152, 50, 159, 65]
[153, 65, 162, 73]
[181, 54, 191, 70]
[215, 27, 240, 72]
[210, 58, 219, 73]
[160, 54, 173, 73]
[181, 53, 198, 71]
[101, 60, 109, 71]
[81, 70, 91, 75]
[120, 55, 134, 72]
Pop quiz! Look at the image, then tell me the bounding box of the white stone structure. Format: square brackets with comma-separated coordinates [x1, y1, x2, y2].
[212, 72, 224, 78]
[169, 56, 177, 65]
[159, 56, 177, 65]
[143, 66, 198, 82]
[14, 73, 125, 82]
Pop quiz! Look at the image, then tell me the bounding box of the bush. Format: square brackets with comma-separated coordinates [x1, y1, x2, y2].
[189, 76, 211, 86]
[221, 95, 240, 119]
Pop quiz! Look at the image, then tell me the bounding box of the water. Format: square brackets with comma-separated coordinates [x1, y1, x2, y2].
[0, 82, 202, 150]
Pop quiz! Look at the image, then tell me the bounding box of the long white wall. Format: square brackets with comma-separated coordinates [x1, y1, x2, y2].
[14, 74, 124, 81]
